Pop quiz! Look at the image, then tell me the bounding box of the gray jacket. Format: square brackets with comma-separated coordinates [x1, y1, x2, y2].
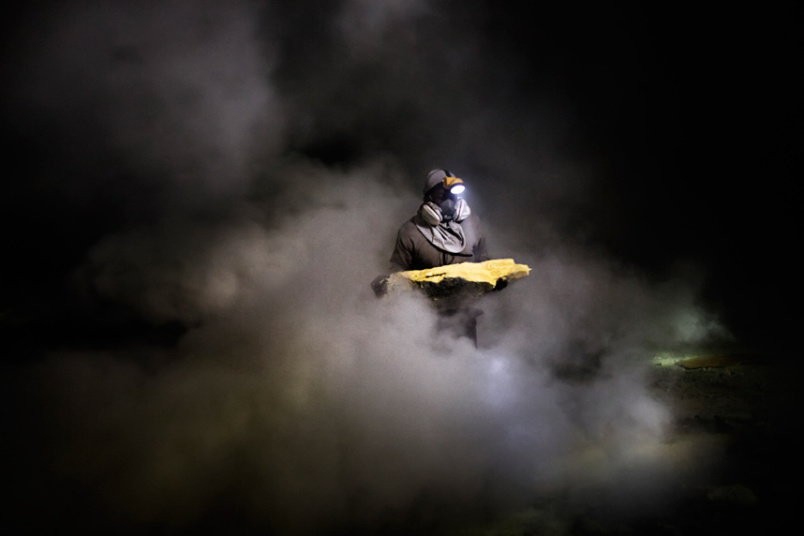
[390, 213, 489, 272]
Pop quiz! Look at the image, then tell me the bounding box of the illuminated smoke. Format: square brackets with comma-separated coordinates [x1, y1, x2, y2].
[27, 160, 725, 533]
[3, 1, 733, 534]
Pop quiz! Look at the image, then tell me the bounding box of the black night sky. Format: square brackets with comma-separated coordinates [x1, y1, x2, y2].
[1, 1, 801, 534]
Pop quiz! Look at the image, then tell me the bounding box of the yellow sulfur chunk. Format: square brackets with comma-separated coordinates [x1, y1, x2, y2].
[392, 258, 531, 286]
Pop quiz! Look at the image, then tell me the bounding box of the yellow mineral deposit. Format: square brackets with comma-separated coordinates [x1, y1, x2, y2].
[387, 258, 531, 291]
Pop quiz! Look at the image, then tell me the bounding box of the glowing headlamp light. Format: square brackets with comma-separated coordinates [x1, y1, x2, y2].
[443, 175, 466, 195]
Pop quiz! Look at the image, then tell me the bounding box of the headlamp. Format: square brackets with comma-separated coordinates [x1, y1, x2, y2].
[443, 175, 465, 196]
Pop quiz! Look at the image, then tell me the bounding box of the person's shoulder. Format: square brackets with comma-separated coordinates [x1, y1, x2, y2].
[397, 216, 419, 234]
[396, 217, 429, 249]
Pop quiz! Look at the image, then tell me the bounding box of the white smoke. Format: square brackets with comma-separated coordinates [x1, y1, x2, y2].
[33, 158, 726, 533]
[5, 1, 732, 534]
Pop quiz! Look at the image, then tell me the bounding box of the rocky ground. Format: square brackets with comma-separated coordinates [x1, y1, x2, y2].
[465, 348, 802, 536]
[642, 351, 799, 536]
[3, 336, 799, 535]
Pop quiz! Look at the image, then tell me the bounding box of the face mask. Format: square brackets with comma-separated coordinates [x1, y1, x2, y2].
[419, 201, 443, 226]
[440, 197, 458, 220]
[418, 198, 471, 226]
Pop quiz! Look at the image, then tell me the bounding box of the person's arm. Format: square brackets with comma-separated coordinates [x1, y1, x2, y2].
[474, 235, 490, 262]
[372, 228, 413, 297]
[470, 214, 490, 261]
[389, 229, 414, 272]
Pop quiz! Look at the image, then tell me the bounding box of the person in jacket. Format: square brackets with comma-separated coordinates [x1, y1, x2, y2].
[375, 168, 491, 346]
[390, 168, 489, 271]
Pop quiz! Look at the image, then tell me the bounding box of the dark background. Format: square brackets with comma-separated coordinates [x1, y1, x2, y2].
[2, 2, 799, 357]
[0, 1, 801, 533]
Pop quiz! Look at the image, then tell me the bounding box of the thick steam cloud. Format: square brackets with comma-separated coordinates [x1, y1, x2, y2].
[36, 161, 725, 533]
[4, 1, 731, 534]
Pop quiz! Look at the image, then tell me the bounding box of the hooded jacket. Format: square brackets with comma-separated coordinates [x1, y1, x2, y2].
[390, 211, 488, 272]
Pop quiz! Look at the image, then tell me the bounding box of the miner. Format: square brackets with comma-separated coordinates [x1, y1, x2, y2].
[389, 168, 489, 271]
[374, 169, 493, 346]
